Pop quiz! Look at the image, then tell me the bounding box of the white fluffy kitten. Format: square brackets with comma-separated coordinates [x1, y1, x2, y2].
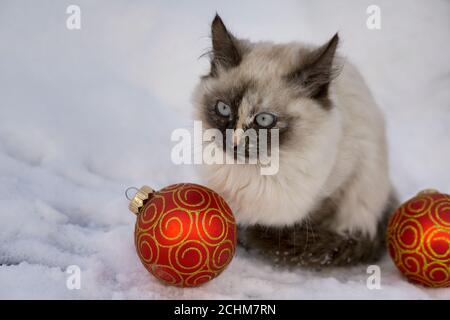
[192, 15, 396, 267]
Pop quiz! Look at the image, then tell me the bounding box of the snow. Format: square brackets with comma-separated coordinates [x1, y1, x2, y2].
[0, 0, 449, 299]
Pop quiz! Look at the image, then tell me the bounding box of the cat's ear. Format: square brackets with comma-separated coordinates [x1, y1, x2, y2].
[209, 14, 242, 76]
[287, 33, 341, 99]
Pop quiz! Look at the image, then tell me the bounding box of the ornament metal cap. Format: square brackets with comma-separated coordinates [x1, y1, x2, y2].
[418, 189, 440, 195]
[128, 185, 154, 215]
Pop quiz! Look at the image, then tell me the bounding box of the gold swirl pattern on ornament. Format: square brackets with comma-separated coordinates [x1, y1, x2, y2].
[212, 192, 235, 224]
[172, 184, 212, 212]
[158, 183, 184, 194]
[404, 196, 433, 217]
[430, 199, 450, 228]
[151, 265, 183, 287]
[407, 275, 433, 287]
[388, 195, 450, 287]
[388, 207, 403, 232]
[135, 232, 159, 265]
[185, 271, 216, 287]
[422, 228, 450, 261]
[394, 218, 423, 251]
[423, 262, 450, 287]
[400, 252, 425, 275]
[133, 184, 236, 287]
[196, 208, 228, 246]
[153, 208, 193, 247]
[169, 240, 209, 274]
[211, 239, 235, 271]
[137, 194, 165, 232]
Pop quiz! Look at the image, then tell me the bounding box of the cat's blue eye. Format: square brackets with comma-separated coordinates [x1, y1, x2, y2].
[254, 112, 277, 128]
[215, 101, 231, 117]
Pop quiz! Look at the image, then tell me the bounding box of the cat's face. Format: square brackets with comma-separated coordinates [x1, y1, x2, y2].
[193, 14, 341, 160]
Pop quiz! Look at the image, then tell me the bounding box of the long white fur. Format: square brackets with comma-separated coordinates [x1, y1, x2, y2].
[193, 42, 391, 239]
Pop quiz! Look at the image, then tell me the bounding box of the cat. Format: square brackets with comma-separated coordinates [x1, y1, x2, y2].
[192, 14, 397, 268]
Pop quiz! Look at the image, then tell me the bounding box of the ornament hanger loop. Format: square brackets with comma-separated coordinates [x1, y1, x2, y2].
[125, 187, 139, 201]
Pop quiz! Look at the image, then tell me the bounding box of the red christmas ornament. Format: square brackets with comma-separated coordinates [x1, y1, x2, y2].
[387, 189, 450, 287]
[128, 183, 236, 287]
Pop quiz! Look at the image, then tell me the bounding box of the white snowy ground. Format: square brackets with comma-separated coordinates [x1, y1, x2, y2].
[0, 0, 449, 299]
